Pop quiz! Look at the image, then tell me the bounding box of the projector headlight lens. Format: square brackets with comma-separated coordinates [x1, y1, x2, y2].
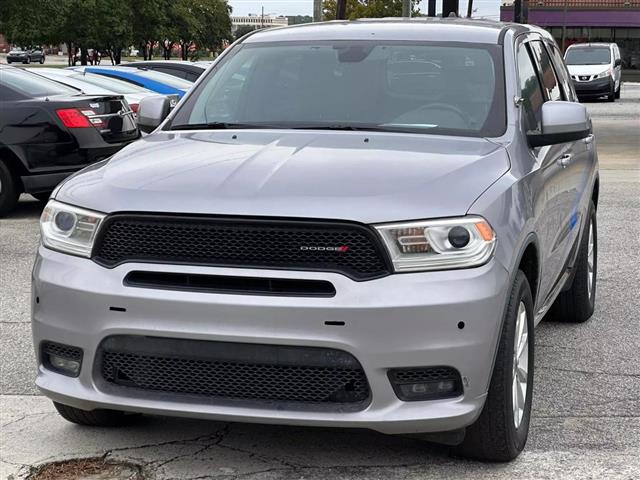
[40, 200, 106, 257]
[375, 216, 496, 272]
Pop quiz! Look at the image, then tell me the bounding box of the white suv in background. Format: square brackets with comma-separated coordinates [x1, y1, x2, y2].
[565, 42, 623, 102]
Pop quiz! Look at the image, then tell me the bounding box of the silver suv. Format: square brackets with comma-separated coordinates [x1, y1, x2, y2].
[32, 19, 599, 462]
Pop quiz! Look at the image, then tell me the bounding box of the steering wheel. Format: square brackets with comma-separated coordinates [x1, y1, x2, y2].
[414, 103, 471, 129]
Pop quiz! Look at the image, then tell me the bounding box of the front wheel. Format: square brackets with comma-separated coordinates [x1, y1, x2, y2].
[25, 56, 31, 64]
[40, 55, 45, 64]
[453, 271, 534, 461]
[53, 402, 137, 427]
[615, 85, 621, 99]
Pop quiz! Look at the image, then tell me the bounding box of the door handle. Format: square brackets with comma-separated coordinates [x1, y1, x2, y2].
[584, 134, 594, 145]
[558, 154, 572, 168]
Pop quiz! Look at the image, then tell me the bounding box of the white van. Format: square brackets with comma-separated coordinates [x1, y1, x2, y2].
[565, 43, 622, 102]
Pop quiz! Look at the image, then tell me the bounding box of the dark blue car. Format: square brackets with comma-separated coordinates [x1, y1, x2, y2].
[70, 66, 193, 98]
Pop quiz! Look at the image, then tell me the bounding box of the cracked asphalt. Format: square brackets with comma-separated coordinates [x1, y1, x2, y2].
[1, 84, 639, 479]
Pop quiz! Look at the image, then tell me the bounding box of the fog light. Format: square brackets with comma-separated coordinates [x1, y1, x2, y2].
[388, 366, 463, 401]
[399, 380, 457, 400]
[48, 355, 81, 375]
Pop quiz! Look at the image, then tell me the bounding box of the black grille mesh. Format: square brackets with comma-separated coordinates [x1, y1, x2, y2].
[93, 216, 389, 280]
[42, 341, 82, 361]
[391, 367, 460, 383]
[99, 336, 370, 407]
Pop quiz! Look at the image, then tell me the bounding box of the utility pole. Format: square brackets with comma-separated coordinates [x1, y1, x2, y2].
[427, 0, 436, 17]
[402, 0, 411, 17]
[313, 0, 322, 22]
[561, 0, 568, 51]
[442, 0, 459, 17]
[261, 5, 264, 28]
[336, 0, 347, 19]
[514, 0, 522, 23]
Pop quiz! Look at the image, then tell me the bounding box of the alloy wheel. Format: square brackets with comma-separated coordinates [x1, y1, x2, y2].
[512, 301, 529, 429]
[587, 219, 595, 299]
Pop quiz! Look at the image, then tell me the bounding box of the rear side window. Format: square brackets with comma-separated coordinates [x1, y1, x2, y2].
[516, 44, 545, 134]
[548, 44, 578, 102]
[0, 68, 78, 97]
[529, 41, 563, 101]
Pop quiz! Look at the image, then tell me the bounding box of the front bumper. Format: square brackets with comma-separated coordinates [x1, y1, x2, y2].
[32, 247, 509, 435]
[573, 77, 613, 97]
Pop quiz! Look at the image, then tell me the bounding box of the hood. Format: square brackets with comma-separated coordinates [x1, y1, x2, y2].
[55, 130, 509, 224]
[566, 64, 611, 76]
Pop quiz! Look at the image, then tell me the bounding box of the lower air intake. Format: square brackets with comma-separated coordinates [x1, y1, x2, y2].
[98, 335, 370, 411]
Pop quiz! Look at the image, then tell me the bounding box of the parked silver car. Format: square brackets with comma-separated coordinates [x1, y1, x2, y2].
[32, 19, 599, 461]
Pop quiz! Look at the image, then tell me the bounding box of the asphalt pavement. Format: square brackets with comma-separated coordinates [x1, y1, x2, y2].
[1, 84, 639, 479]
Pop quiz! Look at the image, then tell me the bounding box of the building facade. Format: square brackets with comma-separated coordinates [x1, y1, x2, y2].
[501, 0, 640, 68]
[230, 15, 289, 34]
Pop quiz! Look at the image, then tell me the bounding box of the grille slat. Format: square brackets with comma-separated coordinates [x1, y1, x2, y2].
[98, 336, 371, 409]
[93, 215, 390, 280]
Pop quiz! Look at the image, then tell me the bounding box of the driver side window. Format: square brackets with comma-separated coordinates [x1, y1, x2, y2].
[516, 43, 544, 135]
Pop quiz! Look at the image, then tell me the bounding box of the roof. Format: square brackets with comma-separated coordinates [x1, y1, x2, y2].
[242, 18, 517, 45]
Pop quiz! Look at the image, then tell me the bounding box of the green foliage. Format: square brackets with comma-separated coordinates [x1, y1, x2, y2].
[287, 15, 313, 25]
[0, 0, 232, 62]
[322, 0, 422, 20]
[234, 25, 258, 41]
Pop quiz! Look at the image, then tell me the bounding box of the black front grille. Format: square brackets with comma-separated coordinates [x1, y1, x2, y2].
[93, 215, 390, 281]
[98, 336, 370, 410]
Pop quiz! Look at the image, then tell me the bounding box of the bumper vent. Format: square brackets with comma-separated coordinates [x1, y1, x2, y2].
[98, 336, 371, 410]
[388, 366, 463, 401]
[92, 215, 390, 281]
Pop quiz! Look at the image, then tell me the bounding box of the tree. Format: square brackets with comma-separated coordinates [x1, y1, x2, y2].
[169, 0, 232, 60]
[131, 0, 169, 60]
[322, 0, 421, 20]
[234, 25, 257, 41]
[1, 0, 59, 46]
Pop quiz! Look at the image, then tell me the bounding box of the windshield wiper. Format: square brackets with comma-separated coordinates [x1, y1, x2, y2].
[289, 123, 397, 132]
[170, 122, 276, 131]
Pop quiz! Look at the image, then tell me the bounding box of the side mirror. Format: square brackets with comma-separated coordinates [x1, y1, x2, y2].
[527, 101, 590, 148]
[614, 58, 622, 67]
[137, 95, 171, 134]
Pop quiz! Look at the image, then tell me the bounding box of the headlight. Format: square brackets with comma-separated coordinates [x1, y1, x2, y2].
[375, 216, 496, 272]
[40, 200, 106, 257]
[594, 69, 612, 79]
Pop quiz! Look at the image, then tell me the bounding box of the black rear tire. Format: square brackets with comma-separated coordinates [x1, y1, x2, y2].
[547, 201, 597, 323]
[40, 56, 45, 64]
[453, 271, 534, 462]
[53, 401, 136, 427]
[0, 161, 20, 217]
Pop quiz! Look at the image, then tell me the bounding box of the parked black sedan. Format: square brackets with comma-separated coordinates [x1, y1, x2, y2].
[0, 65, 139, 216]
[6, 46, 46, 64]
[124, 60, 210, 81]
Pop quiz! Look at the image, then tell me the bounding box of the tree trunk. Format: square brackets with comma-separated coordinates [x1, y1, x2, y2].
[80, 46, 88, 66]
[113, 47, 122, 65]
[142, 43, 148, 61]
[66, 42, 73, 66]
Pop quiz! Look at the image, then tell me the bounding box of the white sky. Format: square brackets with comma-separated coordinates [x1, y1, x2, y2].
[228, 0, 501, 19]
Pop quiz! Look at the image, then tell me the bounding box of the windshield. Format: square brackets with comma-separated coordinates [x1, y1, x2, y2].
[170, 41, 506, 137]
[0, 68, 79, 97]
[134, 69, 193, 89]
[72, 72, 150, 93]
[565, 47, 611, 65]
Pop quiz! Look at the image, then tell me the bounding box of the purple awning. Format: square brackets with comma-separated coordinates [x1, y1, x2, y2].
[501, 7, 640, 27]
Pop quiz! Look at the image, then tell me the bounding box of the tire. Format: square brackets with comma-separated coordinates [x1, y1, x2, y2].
[453, 271, 534, 462]
[25, 56, 31, 64]
[31, 191, 53, 203]
[607, 85, 615, 102]
[547, 201, 597, 323]
[615, 85, 621, 99]
[53, 401, 136, 427]
[6, 60, 11, 64]
[40, 55, 45, 64]
[0, 161, 20, 217]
